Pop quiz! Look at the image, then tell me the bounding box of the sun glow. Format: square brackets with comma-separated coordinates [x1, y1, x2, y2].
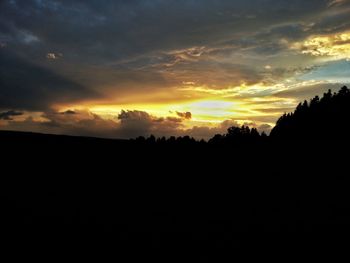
[83, 99, 241, 123]
[58, 82, 295, 128]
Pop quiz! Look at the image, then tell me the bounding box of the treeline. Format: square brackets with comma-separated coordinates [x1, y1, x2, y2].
[132, 126, 268, 145]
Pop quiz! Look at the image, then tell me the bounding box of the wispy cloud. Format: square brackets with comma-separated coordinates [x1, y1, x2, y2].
[46, 52, 63, 60]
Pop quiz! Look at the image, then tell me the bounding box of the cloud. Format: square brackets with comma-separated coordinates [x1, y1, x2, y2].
[117, 110, 185, 138]
[163, 46, 207, 67]
[291, 31, 350, 59]
[46, 52, 63, 60]
[183, 120, 239, 139]
[182, 119, 272, 138]
[2, 110, 119, 138]
[328, 0, 349, 7]
[0, 0, 336, 66]
[0, 110, 23, 120]
[117, 110, 154, 137]
[275, 82, 343, 100]
[176, 111, 192, 120]
[1, 109, 183, 139]
[60, 110, 76, 115]
[0, 108, 268, 140]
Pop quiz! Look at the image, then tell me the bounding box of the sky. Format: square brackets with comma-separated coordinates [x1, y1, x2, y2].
[1, 0, 350, 140]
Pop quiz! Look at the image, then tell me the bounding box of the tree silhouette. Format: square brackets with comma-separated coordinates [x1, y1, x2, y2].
[270, 86, 350, 139]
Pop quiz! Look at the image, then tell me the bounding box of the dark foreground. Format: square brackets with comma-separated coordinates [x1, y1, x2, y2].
[1, 130, 350, 259]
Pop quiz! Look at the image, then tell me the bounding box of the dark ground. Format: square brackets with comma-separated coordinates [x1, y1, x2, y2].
[1, 130, 349, 259]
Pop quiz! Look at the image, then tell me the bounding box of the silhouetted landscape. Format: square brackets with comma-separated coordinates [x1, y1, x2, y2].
[1, 87, 350, 258]
[3, 1, 350, 259]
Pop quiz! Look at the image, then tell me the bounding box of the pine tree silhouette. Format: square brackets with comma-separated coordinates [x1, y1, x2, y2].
[270, 86, 350, 139]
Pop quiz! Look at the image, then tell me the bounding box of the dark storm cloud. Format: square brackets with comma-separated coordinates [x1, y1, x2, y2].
[0, 0, 336, 62]
[0, 50, 99, 111]
[0, 0, 345, 90]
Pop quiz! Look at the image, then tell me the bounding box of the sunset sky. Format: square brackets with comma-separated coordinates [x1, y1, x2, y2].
[1, 0, 350, 139]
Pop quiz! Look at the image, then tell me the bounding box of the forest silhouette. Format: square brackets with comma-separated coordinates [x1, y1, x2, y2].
[1, 86, 350, 256]
[271, 86, 350, 139]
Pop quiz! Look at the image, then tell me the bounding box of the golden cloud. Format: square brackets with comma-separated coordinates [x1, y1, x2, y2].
[292, 31, 350, 60]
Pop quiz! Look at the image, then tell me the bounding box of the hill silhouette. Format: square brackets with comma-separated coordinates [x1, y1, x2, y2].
[1, 86, 350, 258]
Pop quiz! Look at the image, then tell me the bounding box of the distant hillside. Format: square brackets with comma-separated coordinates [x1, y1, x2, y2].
[270, 86, 350, 139]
